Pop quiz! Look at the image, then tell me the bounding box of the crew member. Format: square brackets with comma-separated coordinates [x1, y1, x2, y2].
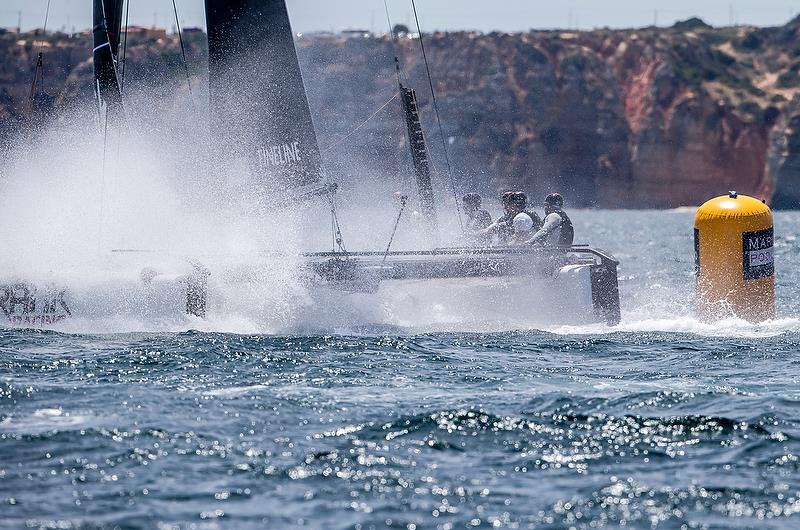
[511, 211, 535, 243]
[524, 193, 574, 247]
[478, 191, 513, 243]
[482, 191, 542, 244]
[462, 193, 492, 236]
[514, 191, 543, 237]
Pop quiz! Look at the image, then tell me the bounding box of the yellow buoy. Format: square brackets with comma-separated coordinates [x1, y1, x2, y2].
[694, 191, 774, 321]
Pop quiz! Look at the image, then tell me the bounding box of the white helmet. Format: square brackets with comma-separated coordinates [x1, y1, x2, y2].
[513, 213, 534, 232]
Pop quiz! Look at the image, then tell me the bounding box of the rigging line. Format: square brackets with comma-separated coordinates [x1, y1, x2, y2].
[331, 189, 347, 252]
[120, 0, 131, 93]
[107, 1, 130, 241]
[320, 92, 399, 153]
[330, 198, 336, 252]
[410, 0, 463, 230]
[28, 0, 52, 109]
[36, 0, 53, 56]
[171, 0, 193, 97]
[383, 0, 396, 44]
[328, 192, 336, 252]
[96, 1, 115, 250]
[382, 0, 404, 87]
[328, 193, 347, 253]
[99, 110, 110, 252]
[382, 196, 408, 266]
[28, 53, 44, 102]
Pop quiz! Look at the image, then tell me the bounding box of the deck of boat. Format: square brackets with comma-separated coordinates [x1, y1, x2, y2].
[305, 245, 614, 279]
[304, 245, 621, 324]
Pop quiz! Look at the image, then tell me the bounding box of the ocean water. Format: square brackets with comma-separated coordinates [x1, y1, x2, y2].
[2, 210, 800, 529]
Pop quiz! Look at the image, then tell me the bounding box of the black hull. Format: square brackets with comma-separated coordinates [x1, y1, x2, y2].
[305, 246, 621, 325]
[0, 247, 620, 329]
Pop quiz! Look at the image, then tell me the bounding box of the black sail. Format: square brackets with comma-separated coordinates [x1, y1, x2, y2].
[399, 83, 438, 241]
[92, 0, 124, 111]
[205, 0, 324, 190]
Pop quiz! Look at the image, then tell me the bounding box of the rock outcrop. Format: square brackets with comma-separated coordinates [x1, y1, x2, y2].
[1, 18, 800, 208]
[768, 95, 800, 208]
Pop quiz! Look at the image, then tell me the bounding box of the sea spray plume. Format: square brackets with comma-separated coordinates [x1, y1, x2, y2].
[0, 84, 313, 333]
[296, 32, 469, 249]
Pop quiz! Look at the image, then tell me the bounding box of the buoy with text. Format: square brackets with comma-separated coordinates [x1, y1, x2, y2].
[694, 191, 774, 321]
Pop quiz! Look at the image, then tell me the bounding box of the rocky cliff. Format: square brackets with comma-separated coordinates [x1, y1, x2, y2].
[1, 17, 799, 208]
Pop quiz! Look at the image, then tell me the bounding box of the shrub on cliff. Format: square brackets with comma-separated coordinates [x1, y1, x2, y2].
[738, 31, 763, 50]
[777, 67, 800, 89]
[671, 17, 713, 31]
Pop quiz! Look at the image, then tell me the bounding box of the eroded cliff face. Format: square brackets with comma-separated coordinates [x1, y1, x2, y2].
[298, 21, 800, 207]
[298, 20, 800, 208]
[0, 29, 204, 125]
[1, 18, 799, 207]
[769, 95, 800, 208]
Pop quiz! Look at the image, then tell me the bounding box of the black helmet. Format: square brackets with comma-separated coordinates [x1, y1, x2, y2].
[544, 193, 564, 209]
[511, 191, 528, 210]
[462, 193, 482, 208]
[500, 191, 516, 204]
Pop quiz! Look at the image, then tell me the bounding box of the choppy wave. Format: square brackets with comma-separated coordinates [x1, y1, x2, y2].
[2, 330, 800, 528]
[551, 316, 800, 338]
[2, 210, 800, 526]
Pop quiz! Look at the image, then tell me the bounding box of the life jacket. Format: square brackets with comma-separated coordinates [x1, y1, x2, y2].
[467, 209, 492, 232]
[525, 210, 543, 232]
[494, 213, 514, 243]
[555, 210, 574, 246]
[496, 210, 541, 244]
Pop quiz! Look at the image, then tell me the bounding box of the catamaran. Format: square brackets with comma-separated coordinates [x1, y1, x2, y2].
[0, 0, 620, 330]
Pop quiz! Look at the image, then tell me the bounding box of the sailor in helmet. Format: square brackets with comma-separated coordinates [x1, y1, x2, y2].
[524, 193, 574, 247]
[481, 191, 542, 245]
[461, 193, 493, 242]
[510, 208, 536, 243]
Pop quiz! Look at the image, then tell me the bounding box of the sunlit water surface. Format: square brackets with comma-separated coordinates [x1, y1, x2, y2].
[2, 210, 800, 529]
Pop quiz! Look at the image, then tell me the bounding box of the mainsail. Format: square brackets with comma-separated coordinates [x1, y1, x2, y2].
[92, 0, 124, 112]
[205, 0, 324, 190]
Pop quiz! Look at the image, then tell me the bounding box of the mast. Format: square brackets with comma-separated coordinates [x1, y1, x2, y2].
[204, 0, 324, 191]
[399, 82, 438, 243]
[92, 0, 124, 113]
